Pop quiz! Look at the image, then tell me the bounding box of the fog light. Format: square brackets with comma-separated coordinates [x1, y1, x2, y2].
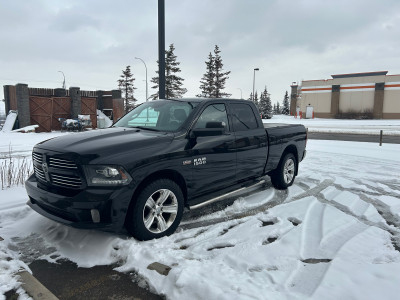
[91, 209, 100, 223]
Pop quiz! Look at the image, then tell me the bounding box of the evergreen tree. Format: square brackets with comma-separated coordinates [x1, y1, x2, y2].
[273, 103, 277, 114]
[276, 102, 281, 114]
[248, 92, 253, 101]
[197, 52, 215, 98]
[282, 91, 290, 115]
[253, 91, 259, 109]
[197, 45, 231, 98]
[151, 44, 187, 99]
[117, 66, 137, 113]
[213, 45, 231, 98]
[259, 86, 272, 119]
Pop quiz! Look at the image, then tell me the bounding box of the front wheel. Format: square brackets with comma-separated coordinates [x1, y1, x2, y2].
[270, 153, 297, 189]
[126, 179, 184, 241]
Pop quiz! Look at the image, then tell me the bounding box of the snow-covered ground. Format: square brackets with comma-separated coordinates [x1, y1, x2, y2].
[1, 131, 400, 299]
[265, 115, 400, 136]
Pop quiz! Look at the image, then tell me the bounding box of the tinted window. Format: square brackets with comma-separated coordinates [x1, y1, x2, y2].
[231, 103, 258, 131]
[194, 104, 229, 131]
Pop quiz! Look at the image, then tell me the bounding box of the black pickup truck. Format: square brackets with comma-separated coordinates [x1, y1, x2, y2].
[26, 98, 307, 240]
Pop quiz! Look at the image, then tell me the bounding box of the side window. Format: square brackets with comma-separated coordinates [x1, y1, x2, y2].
[194, 104, 229, 131]
[231, 103, 258, 131]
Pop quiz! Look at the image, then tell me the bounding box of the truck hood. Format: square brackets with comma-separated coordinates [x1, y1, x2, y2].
[35, 127, 174, 157]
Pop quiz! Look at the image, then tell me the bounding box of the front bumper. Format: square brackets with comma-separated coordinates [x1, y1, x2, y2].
[25, 174, 134, 232]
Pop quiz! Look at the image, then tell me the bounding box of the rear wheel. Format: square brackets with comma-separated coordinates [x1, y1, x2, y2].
[126, 179, 184, 241]
[270, 153, 297, 189]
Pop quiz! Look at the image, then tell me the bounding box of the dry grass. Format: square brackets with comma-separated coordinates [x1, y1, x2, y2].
[0, 145, 33, 189]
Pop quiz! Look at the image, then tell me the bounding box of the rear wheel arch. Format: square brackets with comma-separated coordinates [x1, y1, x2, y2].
[281, 144, 299, 175]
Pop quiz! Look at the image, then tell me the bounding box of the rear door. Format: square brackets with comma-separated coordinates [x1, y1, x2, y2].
[229, 103, 268, 181]
[188, 102, 237, 197]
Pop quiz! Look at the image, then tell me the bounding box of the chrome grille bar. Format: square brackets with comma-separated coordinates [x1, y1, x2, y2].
[32, 152, 43, 164]
[33, 165, 46, 181]
[51, 173, 82, 188]
[49, 157, 78, 169]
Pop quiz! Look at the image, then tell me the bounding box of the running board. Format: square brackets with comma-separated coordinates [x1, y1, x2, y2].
[189, 179, 267, 210]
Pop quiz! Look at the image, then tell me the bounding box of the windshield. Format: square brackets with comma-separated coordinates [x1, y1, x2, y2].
[113, 100, 197, 131]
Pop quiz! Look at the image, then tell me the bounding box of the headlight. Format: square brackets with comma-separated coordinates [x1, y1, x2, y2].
[83, 165, 132, 186]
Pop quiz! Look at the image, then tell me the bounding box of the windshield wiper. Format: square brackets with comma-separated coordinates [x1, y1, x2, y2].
[134, 126, 160, 132]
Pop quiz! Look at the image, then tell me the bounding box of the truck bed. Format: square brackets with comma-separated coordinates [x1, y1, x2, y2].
[263, 122, 307, 173]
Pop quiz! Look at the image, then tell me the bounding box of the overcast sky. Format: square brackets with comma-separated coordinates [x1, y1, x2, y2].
[1, 0, 400, 106]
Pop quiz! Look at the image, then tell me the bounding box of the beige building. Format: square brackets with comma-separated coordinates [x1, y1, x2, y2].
[290, 71, 400, 119]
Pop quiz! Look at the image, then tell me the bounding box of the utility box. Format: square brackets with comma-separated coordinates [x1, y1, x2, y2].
[306, 106, 314, 119]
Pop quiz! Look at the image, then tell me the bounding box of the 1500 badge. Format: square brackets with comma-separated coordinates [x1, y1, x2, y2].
[194, 157, 207, 166]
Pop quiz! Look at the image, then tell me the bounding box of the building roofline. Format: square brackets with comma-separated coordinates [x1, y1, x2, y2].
[331, 71, 388, 79]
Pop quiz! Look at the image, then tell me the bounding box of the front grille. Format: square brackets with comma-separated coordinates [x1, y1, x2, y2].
[49, 157, 78, 169]
[32, 152, 43, 164]
[33, 165, 46, 181]
[51, 173, 82, 188]
[32, 151, 83, 189]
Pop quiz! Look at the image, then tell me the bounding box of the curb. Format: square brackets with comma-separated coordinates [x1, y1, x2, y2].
[17, 271, 59, 300]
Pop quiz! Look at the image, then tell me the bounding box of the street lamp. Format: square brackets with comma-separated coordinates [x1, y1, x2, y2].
[135, 57, 148, 102]
[253, 68, 259, 100]
[237, 88, 243, 99]
[58, 71, 66, 89]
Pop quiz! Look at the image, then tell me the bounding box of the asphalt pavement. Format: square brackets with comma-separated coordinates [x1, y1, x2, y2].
[29, 259, 162, 300]
[308, 132, 400, 144]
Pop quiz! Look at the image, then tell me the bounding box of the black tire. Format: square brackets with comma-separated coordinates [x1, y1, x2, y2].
[126, 179, 184, 241]
[270, 153, 297, 190]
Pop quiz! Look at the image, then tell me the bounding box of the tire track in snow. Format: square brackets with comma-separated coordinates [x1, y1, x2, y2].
[287, 199, 368, 297]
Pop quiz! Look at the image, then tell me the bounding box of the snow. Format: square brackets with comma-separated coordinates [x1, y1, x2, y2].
[97, 109, 113, 128]
[0, 131, 400, 299]
[12, 125, 39, 133]
[264, 115, 400, 135]
[1, 111, 18, 132]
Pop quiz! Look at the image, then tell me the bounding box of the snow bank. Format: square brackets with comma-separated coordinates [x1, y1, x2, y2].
[97, 110, 113, 128]
[264, 115, 400, 135]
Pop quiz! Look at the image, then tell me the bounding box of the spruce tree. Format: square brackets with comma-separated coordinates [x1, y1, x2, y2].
[117, 65, 137, 113]
[259, 86, 272, 119]
[213, 45, 231, 98]
[273, 103, 277, 114]
[248, 92, 253, 101]
[197, 52, 215, 97]
[276, 102, 281, 114]
[151, 44, 187, 99]
[197, 45, 231, 98]
[282, 91, 290, 115]
[253, 91, 259, 109]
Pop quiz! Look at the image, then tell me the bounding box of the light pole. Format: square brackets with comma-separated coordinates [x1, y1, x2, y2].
[135, 57, 148, 102]
[253, 68, 259, 100]
[58, 71, 65, 89]
[237, 88, 243, 99]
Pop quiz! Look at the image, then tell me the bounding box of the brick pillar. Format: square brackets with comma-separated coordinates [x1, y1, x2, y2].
[3, 85, 10, 114]
[290, 85, 298, 116]
[16, 83, 30, 128]
[373, 82, 384, 119]
[97, 90, 104, 110]
[330, 85, 340, 118]
[69, 87, 81, 118]
[111, 89, 122, 100]
[54, 88, 66, 97]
